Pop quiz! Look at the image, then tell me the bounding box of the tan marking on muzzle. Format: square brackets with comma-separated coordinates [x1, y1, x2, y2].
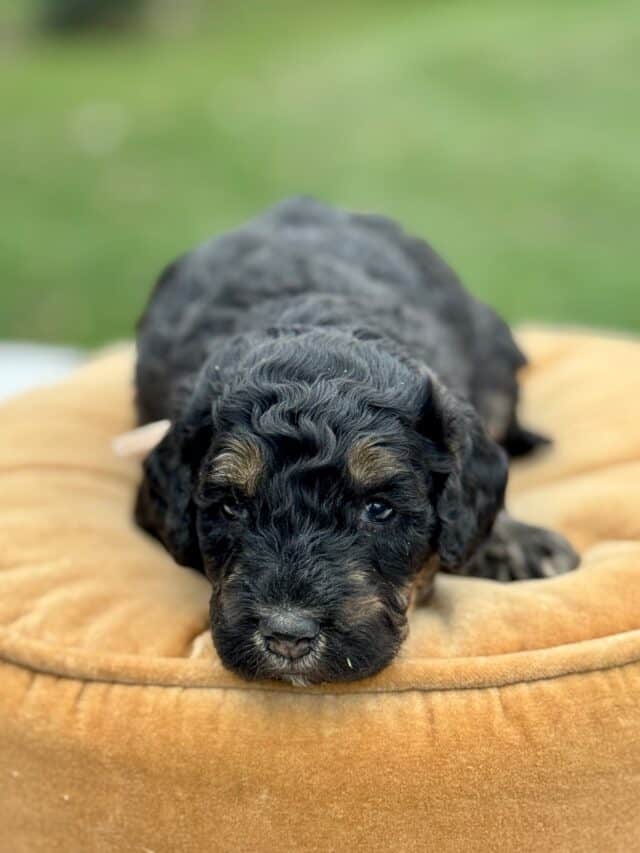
[348, 593, 386, 624]
[347, 437, 404, 488]
[341, 563, 385, 625]
[409, 555, 440, 608]
[210, 438, 264, 495]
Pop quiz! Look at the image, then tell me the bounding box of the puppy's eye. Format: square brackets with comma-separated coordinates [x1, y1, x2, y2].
[361, 500, 395, 523]
[221, 499, 248, 521]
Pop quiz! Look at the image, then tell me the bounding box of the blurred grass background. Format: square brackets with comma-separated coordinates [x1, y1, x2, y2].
[1, 0, 638, 347]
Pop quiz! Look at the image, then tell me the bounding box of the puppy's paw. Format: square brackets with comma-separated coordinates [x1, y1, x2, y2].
[461, 515, 580, 582]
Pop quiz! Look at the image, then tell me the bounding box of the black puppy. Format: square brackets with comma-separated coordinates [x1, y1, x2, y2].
[134, 197, 578, 685]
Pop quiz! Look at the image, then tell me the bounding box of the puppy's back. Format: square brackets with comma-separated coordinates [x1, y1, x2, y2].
[135, 197, 524, 425]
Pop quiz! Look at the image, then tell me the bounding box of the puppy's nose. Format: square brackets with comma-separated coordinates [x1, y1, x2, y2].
[259, 610, 319, 660]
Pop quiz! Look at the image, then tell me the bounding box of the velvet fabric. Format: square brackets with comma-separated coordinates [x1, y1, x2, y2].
[1, 328, 639, 852]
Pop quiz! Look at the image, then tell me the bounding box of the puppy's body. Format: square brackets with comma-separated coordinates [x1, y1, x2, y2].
[135, 197, 577, 685]
[137, 197, 522, 441]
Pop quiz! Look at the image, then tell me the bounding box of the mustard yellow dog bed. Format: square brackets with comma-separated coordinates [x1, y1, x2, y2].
[1, 328, 640, 853]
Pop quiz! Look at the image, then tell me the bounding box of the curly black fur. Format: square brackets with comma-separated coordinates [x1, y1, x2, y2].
[134, 197, 577, 685]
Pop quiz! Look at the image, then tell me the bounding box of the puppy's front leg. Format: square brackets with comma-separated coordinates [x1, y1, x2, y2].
[452, 512, 580, 582]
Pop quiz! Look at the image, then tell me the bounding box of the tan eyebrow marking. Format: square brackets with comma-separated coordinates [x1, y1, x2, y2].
[209, 438, 264, 496]
[347, 437, 404, 488]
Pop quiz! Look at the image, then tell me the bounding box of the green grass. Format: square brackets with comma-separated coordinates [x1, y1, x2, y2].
[1, 0, 639, 346]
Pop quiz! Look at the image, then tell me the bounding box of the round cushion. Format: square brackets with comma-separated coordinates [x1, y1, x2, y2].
[1, 328, 639, 852]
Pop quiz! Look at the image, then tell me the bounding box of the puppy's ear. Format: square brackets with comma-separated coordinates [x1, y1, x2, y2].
[416, 374, 508, 571]
[134, 394, 213, 572]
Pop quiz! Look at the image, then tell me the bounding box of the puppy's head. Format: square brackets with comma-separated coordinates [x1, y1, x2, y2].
[135, 332, 507, 684]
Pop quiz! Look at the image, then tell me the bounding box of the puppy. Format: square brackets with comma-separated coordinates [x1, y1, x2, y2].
[133, 197, 578, 685]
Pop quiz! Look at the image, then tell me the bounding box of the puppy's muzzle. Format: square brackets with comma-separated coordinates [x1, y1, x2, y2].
[259, 609, 320, 660]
